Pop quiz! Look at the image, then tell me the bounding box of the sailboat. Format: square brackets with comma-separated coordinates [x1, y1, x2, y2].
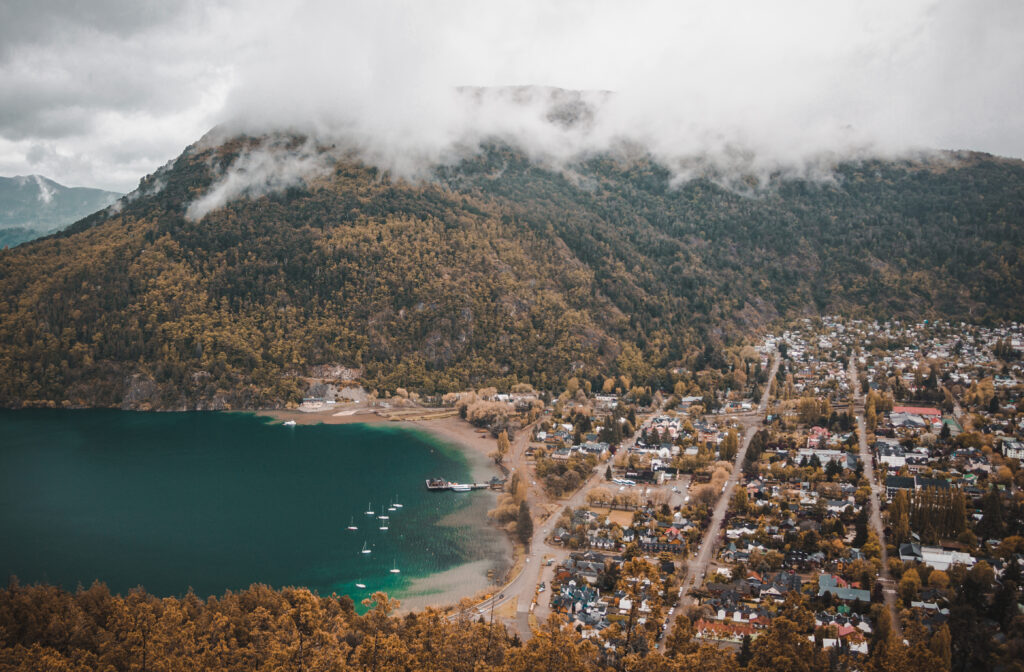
[347, 517, 358, 531]
[365, 502, 374, 515]
[390, 560, 401, 574]
[392, 495, 403, 509]
[379, 522, 389, 531]
[378, 514, 389, 520]
[355, 581, 366, 589]
[360, 542, 371, 555]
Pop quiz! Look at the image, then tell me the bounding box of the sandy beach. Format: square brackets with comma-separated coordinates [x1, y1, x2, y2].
[256, 406, 512, 611]
[258, 405, 390, 426]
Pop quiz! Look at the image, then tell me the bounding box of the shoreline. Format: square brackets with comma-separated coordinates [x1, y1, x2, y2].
[257, 407, 514, 612]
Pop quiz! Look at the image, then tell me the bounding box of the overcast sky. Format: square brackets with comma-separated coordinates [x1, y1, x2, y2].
[0, 0, 1021, 192]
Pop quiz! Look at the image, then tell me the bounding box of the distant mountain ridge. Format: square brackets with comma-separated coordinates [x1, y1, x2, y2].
[0, 133, 1021, 409]
[0, 175, 120, 247]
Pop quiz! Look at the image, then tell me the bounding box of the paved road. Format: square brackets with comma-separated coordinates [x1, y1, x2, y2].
[847, 355, 903, 640]
[662, 350, 781, 643]
[506, 402, 675, 638]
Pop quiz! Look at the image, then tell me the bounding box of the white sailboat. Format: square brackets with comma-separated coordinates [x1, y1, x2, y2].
[347, 517, 358, 531]
[360, 542, 371, 555]
[390, 560, 400, 574]
[365, 502, 374, 515]
[355, 582, 366, 589]
[392, 496, 403, 509]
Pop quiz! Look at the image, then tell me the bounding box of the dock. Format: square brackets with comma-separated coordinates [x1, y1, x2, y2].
[424, 479, 497, 491]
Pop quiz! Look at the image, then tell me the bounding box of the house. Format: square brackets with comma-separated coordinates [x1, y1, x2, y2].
[892, 406, 942, 418]
[694, 618, 757, 641]
[818, 574, 871, 602]
[825, 499, 854, 514]
[796, 448, 853, 469]
[877, 444, 906, 469]
[807, 426, 830, 450]
[898, 543, 976, 571]
[885, 475, 916, 500]
[890, 412, 928, 429]
[884, 474, 950, 500]
[1003, 440, 1024, 461]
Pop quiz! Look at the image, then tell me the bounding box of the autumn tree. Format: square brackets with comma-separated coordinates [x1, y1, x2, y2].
[492, 429, 511, 466]
[720, 428, 739, 461]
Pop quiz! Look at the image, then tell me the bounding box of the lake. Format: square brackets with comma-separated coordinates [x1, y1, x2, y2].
[0, 409, 509, 606]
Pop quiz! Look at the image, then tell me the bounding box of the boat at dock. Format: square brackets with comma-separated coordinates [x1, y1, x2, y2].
[450, 483, 471, 492]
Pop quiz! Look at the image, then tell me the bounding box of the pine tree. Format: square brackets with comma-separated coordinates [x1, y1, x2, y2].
[517, 501, 534, 546]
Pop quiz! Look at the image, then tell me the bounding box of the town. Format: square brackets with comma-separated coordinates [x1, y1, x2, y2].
[457, 317, 1023, 667]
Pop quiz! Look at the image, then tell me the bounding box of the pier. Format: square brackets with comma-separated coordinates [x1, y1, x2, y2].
[424, 479, 501, 491]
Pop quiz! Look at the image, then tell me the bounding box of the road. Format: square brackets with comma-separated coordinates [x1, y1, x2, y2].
[847, 355, 903, 640]
[463, 352, 782, 643]
[460, 399, 674, 638]
[661, 350, 781, 643]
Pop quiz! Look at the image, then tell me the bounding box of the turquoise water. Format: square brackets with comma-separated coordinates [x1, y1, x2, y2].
[0, 410, 503, 603]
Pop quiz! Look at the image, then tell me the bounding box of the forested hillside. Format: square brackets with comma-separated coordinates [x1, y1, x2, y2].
[0, 135, 1021, 409]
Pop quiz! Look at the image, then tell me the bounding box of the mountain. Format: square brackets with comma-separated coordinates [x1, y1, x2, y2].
[0, 133, 1021, 409]
[0, 175, 120, 247]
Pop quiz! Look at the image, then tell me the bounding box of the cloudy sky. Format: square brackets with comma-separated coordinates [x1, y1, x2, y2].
[0, 0, 1021, 193]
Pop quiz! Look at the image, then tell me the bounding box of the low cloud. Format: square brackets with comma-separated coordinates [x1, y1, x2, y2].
[1, 0, 1022, 195]
[209, 0, 1023, 197]
[184, 138, 333, 221]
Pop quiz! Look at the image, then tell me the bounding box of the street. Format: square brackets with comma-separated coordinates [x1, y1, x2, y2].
[661, 350, 781, 643]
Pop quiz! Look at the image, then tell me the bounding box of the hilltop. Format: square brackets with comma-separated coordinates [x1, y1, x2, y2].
[0, 133, 1021, 409]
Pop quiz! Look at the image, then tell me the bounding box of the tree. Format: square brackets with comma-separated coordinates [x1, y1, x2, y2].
[928, 569, 950, 591]
[731, 488, 749, 515]
[720, 428, 739, 461]
[891, 490, 911, 545]
[492, 429, 511, 466]
[899, 568, 922, 605]
[866, 395, 878, 432]
[738, 633, 753, 667]
[929, 624, 952, 671]
[747, 614, 825, 672]
[977, 489, 1005, 540]
[517, 501, 534, 546]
